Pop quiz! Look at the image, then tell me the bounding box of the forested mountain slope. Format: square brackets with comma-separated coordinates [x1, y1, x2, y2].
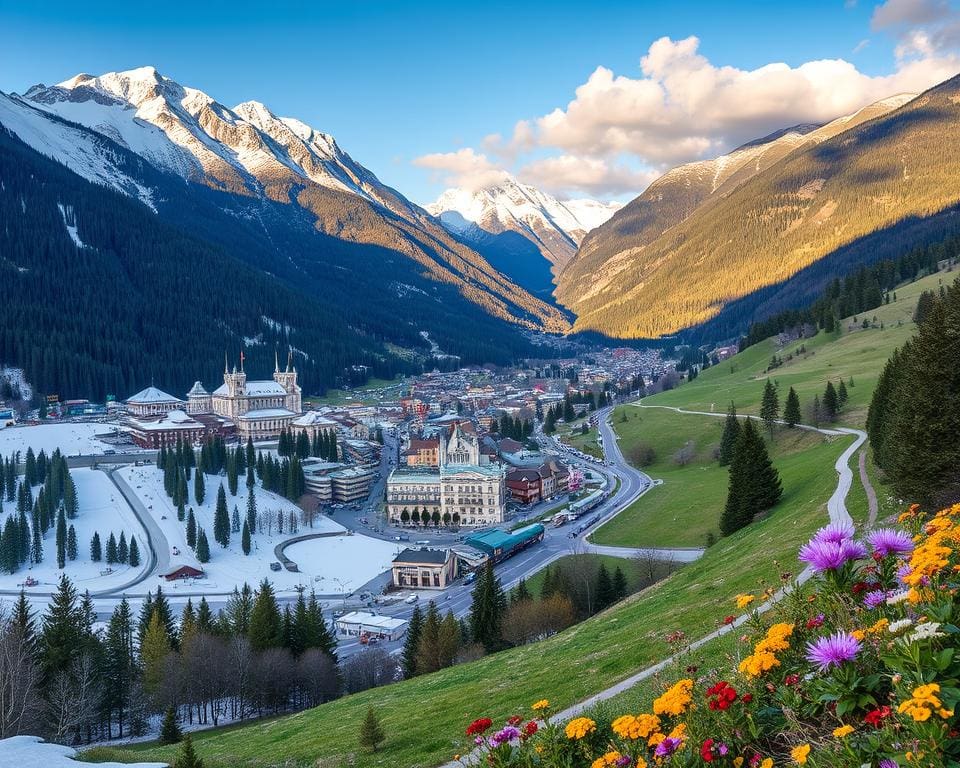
[555, 81, 959, 339]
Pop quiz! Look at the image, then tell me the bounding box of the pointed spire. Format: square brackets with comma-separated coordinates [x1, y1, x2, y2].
[224, 350, 228, 375]
[286, 347, 293, 373]
[275, 347, 280, 373]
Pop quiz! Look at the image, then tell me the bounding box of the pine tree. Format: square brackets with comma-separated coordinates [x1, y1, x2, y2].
[106, 531, 118, 564]
[66, 524, 78, 561]
[401, 604, 423, 679]
[231, 506, 241, 534]
[720, 418, 783, 536]
[62, 473, 77, 519]
[837, 378, 848, 406]
[214, 485, 230, 547]
[31, 514, 43, 564]
[195, 528, 210, 563]
[246, 487, 257, 535]
[437, 610, 460, 668]
[141, 611, 170, 694]
[129, 537, 140, 567]
[194, 469, 205, 505]
[511, 577, 531, 603]
[174, 734, 203, 768]
[241, 519, 251, 555]
[595, 563, 614, 611]
[56, 507, 67, 568]
[822, 381, 840, 422]
[248, 579, 282, 651]
[227, 453, 238, 496]
[612, 566, 628, 601]
[416, 601, 442, 674]
[468, 560, 507, 652]
[186, 508, 197, 549]
[358, 706, 385, 753]
[118, 531, 128, 564]
[90, 531, 102, 562]
[718, 402, 741, 466]
[783, 387, 801, 428]
[760, 380, 779, 436]
[159, 706, 182, 745]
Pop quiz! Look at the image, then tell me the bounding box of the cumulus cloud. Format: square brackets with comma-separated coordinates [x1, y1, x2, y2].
[508, 35, 958, 167]
[412, 148, 509, 191]
[414, 10, 960, 198]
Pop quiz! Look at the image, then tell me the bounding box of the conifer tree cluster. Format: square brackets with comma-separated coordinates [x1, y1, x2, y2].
[720, 418, 783, 536]
[868, 277, 960, 507]
[277, 427, 338, 462]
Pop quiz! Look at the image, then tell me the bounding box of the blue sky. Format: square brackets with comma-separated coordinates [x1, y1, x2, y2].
[1, 1, 957, 202]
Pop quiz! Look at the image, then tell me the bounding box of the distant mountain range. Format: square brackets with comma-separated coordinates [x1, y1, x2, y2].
[0, 67, 574, 400]
[553, 84, 960, 339]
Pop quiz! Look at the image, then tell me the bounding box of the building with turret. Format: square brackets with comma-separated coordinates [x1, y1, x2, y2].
[209, 350, 303, 438]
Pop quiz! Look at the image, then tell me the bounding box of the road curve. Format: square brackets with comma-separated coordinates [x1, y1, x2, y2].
[442, 405, 868, 768]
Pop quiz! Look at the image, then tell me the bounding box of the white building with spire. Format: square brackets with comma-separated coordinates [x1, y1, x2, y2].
[209, 349, 303, 438]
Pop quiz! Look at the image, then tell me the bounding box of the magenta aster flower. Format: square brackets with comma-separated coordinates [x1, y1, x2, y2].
[812, 521, 855, 544]
[488, 726, 520, 747]
[654, 737, 682, 758]
[868, 528, 914, 557]
[863, 589, 888, 609]
[806, 631, 862, 670]
[878, 760, 899, 768]
[799, 537, 867, 572]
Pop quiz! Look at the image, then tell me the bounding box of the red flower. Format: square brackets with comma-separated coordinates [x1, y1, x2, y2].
[741, 693, 753, 704]
[723, 615, 736, 625]
[784, 674, 800, 686]
[864, 705, 891, 727]
[466, 717, 493, 736]
[523, 720, 538, 737]
[507, 715, 523, 726]
[701, 738, 716, 762]
[805, 615, 825, 629]
[706, 681, 738, 710]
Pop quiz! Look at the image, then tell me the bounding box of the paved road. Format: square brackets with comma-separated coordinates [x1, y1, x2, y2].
[442, 409, 869, 768]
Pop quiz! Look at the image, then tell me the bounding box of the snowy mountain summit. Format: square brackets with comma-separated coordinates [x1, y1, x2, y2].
[427, 176, 621, 269]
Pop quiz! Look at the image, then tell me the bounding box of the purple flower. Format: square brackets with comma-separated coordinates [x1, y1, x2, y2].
[488, 726, 520, 747]
[806, 631, 862, 670]
[868, 528, 914, 558]
[879, 761, 899, 768]
[863, 589, 888, 609]
[654, 737, 682, 758]
[813, 521, 855, 544]
[614, 757, 632, 767]
[717, 742, 729, 756]
[799, 537, 867, 572]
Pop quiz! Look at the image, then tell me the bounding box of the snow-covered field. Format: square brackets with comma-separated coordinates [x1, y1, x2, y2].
[0, 736, 165, 768]
[117, 465, 394, 596]
[284, 535, 402, 594]
[0, 422, 118, 456]
[0, 468, 149, 594]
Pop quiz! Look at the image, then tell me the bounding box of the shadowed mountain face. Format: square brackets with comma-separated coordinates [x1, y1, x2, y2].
[555, 91, 929, 338]
[6, 67, 569, 335]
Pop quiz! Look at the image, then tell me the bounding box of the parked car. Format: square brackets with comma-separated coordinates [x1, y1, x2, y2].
[404, 594, 419, 604]
[464, 572, 477, 584]
[270, 562, 282, 572]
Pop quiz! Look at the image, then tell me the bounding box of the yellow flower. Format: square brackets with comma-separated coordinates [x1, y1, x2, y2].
[867, 618, 889, 634]
[591, 751, 622, 768]
[733, 759, 744, 768]
[668, 722, 686, 740]
[791, 744, 811, 764]
[611, 713, 660, 740]
[648, 731, 665, 747]
[760, 760, 773, 768]
[634, 760, 647, 768]
[565, 716, 596, 740]
[531, 699, 550, 711]
[833, 724, 854, 738]
[735, 593, 755, 609]
[851, 629, 866, 642]
[738, 650, 780, 677]
[652, 679, 694, 717]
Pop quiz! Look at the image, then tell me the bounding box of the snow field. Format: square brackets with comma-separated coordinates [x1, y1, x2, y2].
[283, 535, 402, 594]
[0, 468, 148, 594]
[0, 422, 117, 457]
[0, 735, 165, 768]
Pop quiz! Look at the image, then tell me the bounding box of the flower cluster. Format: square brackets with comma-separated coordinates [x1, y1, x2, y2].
[458, 503, 960, 767]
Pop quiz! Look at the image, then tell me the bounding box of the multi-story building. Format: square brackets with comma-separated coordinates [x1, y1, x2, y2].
[391, 548, 456, 589]
[386, 421, 505, 527]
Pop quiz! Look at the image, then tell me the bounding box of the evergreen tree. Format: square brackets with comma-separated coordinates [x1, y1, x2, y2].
[141, 611, 170, 694]
[62, 472, 77, 519]
[612, 566, 628, 602]
[720, 418, 782, 536]
[248, 579, 282, 651]
[90, 531, 102, 562]
[1, 515, 18, 573]
[511, 577, 532, 603]
[174, 734, 203, 768]
[31, 513, 43, 564]
[227, 453, 239, 496]
[718, 402, 741, 466]
[213, 485, 230, 547]
[468, 560, 507, 652]
[401, 604, 423, 679]
[193, 468, 205, 506]
[783, 386, 802, 428]
[118, 531, 128, 564]
[106, 531, 118, 564]
[246, 486, 257, 535]
[241, 519, 251, 555]
[66, 524, 78, 561]
[56, 507, 67, 568]
[103, 599, 136, 737]
[415, 601, 442, 674]
[231, 506, 241, 534]
[838, 378, 848, 406]
[186, 508, 197, 549]
[195, 528, 210, 563]
[595, 562, 614, 611]
[760, 380, 779, 436]
[159, 706, 182, 745]
[358, 706, 385, 753]
[437, 610, 460, 669]
[40, 575, 84, 682]
[128, 536, 140, 567]
[823, 381, 840, 422]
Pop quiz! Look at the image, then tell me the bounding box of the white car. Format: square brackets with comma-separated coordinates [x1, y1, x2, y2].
[405, 594, 419, 604]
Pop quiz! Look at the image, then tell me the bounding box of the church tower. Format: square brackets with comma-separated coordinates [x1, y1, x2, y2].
[223, 353, 247, 406]
[273, 348, 302, 414]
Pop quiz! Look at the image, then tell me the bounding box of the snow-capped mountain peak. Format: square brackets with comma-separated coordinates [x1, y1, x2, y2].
[427, 176, 622, 268]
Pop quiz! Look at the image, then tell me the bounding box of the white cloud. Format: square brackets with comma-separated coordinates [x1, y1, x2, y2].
[412, 148, 509, 191]
[414, 11, 960, 198]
